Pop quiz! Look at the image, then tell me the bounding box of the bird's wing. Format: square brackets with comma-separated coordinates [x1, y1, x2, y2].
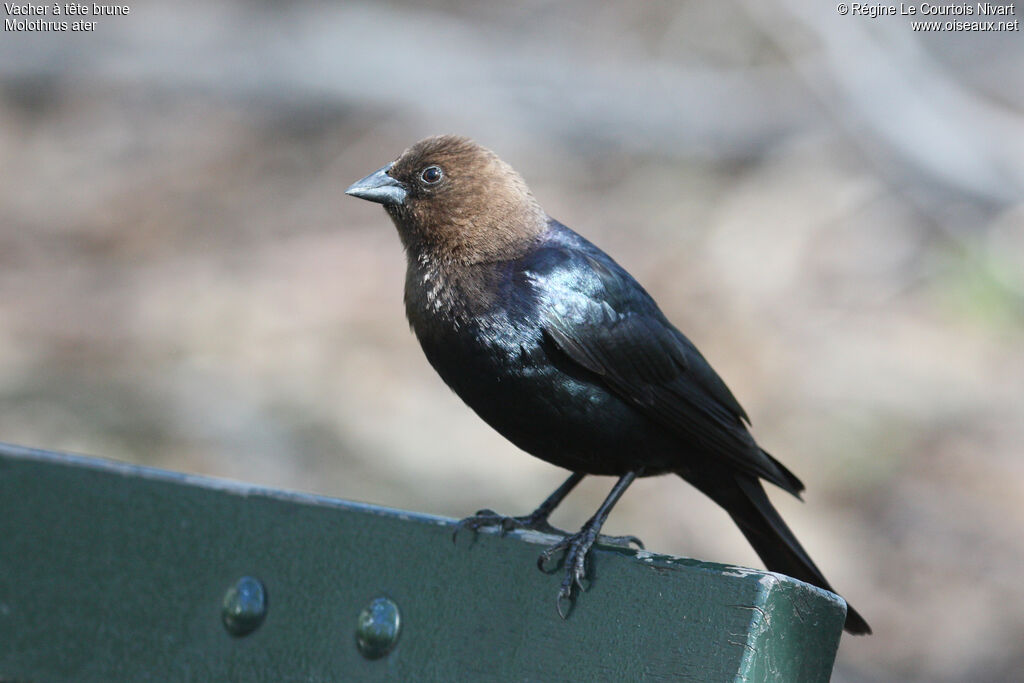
[525, 238, 803, 494]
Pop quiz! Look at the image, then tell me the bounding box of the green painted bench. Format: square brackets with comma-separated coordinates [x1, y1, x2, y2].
[0, 443, 846, 681]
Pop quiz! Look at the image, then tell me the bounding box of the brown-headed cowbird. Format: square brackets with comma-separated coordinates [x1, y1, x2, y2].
[346, 135, 870, 635]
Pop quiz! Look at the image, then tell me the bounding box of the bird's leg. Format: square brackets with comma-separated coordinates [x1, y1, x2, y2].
[537, 471, 639, 618]
[509, 470, 587, 534]
[454, 472, 585, 541]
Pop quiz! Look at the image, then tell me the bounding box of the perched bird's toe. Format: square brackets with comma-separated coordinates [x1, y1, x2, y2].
[555, 588, 573, 620]
[536, 538, 569, 572]
[597, 533, 645, 549]
[452, 510, 505, 543]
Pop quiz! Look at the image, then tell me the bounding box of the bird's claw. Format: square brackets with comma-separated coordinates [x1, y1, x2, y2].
[537, 528, 598, 619]
[452, 510, 503, 543]
[453, 509, 568, 544]
[536, 537, 570, 572]
[555, 586, 574, 620]
[455, 506, 643, 621]
[597, 533, 644, 549]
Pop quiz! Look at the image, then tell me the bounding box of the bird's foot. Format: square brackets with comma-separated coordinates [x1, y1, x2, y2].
[537, 527, 601, 619]
[453, 509, 643, 549]
[452, 509, 567, 543]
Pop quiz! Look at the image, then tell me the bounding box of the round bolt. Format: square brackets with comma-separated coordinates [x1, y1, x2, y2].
[356, 596, 401, 659]
[221, 576, 268, 637]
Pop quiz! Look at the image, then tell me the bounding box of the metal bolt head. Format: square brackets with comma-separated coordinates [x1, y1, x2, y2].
[221, 576, 268, 637]
[356, 596, 401, 659]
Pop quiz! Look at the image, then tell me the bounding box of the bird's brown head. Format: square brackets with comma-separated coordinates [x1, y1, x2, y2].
[346, 135, 547, 264]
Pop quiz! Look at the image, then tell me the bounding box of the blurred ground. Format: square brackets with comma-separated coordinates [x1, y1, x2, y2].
[2, 1, 1023, 680]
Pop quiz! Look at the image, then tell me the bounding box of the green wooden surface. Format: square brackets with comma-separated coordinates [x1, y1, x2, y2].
[0, 443, 845, 681]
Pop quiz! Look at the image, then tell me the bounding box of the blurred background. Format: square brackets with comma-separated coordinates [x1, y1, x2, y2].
[2, 0, 1023, 679]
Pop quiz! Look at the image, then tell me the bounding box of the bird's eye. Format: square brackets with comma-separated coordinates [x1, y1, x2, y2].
[420, 165, 443, 185]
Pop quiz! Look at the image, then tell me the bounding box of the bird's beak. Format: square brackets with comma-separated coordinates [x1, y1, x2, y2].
[345, 163, 408, 206]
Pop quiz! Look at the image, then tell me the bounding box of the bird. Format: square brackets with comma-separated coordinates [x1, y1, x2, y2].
[345, 134, 870, 635]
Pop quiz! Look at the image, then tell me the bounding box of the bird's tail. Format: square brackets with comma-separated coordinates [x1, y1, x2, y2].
[686, 472, 871, 635]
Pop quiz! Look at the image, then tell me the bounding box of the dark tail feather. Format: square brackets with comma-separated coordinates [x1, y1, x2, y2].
[760, 448, 805, 498]
[693, 472, 871, 635]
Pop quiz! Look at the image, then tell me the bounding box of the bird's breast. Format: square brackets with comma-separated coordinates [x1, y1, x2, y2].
[404, 288, 673, 474]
